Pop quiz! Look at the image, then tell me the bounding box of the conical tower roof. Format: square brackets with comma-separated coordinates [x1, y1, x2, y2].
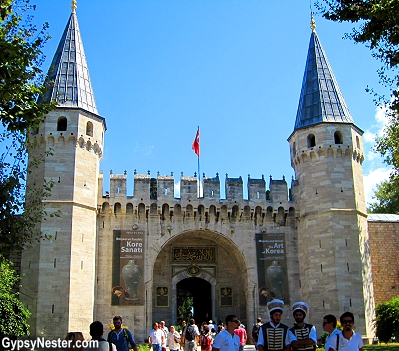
[39, 5, 98, 114]
[293, 26, 353, 131]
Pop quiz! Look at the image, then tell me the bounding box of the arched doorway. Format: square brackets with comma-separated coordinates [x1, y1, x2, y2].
[177, 277, 212, 325]
[151, 230, 249, 327]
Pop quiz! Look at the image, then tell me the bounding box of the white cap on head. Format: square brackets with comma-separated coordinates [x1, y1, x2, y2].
[268, 299, 284, 314]
[292, 302, 309, 317]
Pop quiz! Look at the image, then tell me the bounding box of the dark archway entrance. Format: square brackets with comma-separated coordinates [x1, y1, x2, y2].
[177, 277, 212, 325]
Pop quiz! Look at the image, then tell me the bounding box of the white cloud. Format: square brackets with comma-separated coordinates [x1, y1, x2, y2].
[364, 106, 389, 145]
[366, 150, 379, 162]
[363, 167, 392, 205]
[363, 130, 375, 144]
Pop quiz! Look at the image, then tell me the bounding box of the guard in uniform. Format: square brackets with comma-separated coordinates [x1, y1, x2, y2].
[258, 299, 289, 351]
[286, 302, 317, 351]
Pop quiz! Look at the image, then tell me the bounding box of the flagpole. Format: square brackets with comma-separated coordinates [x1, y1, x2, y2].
[198, 152, 201, 198]
[197, 126, 201, 198]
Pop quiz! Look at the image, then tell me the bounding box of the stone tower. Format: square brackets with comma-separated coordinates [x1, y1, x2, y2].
[20, 4, 106, 338]
[288, 21, 374, 336]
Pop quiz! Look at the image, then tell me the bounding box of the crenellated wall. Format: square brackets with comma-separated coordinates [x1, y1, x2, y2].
[98, 172, 297, 221]
[94, 171, 301, 340]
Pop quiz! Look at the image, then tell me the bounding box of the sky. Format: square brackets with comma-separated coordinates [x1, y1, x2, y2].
[29, 0, 392, 204]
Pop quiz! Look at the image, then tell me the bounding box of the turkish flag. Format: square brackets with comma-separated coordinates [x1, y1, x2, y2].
[192, 128, 200, 157]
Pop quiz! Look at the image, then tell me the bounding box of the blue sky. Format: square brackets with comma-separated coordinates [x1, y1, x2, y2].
[31, 0, 392, 204]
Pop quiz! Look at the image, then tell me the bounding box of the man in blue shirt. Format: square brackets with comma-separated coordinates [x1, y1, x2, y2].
[108, 315, 138, 351]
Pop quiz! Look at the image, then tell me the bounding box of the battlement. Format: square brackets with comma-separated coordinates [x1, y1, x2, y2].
[101, 171, 287, 201]
[98, 171, 297, 224]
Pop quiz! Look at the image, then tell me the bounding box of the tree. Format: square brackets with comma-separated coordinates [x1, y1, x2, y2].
[177, 296, 193, 325]
[0, 255, 31, 336]
[317, 1, 399, 196]
[374, 296, 399, 343]
[0, 0, 55, 254]
[368, 176, 399, 213]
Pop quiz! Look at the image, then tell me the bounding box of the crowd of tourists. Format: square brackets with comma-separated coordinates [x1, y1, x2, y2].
[65, 300, 362, 351]
[148, 300, 362, 351]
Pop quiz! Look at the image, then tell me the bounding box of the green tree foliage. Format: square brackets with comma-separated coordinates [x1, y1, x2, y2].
[0, 255, 31, 336]
[368, 176, 399, 213]
[374, 296, 399, 343]
[0, 0, 56, 254]
[177, 296, 193, 325]
[317, 0, 399, 194]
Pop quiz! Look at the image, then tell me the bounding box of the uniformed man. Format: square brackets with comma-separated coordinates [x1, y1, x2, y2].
[258, 299, 289, 351]
[286, 302, 317, 351]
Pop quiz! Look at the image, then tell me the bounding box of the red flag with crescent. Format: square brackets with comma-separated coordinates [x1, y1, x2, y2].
[192, 128, 200, 157]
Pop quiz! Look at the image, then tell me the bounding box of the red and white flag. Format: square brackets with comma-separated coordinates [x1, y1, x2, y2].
[192, 128, 200, 157]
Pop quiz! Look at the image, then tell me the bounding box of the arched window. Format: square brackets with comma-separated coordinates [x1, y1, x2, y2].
[356, 136, 360, 149]
[186, 204, 194, 217]
[174, 204, 181, 216]
[101, 202, 109, 213]
[293, 142, 296, 155]
[138, 203, 146, 217]
[307, 134, 316, 147]
[150, 203, 157, 215]
[334, 131, 343, 144]
[232, 205, 239, 219]
[114, 203, 121, 214]
[209, 205, 216, 219]
[57, 116, 67, 131]
[86, 121, 93, 136]
[162, 204, 169, 221]
[126, 203, 133, 214]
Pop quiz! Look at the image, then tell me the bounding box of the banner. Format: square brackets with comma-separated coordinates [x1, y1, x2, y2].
[255, 232, 289, 305]
[112, 230, 145, 305]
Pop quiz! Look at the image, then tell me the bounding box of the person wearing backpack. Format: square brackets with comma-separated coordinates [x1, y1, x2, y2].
[107, 316, 138, 351]
[201, 326, 213, 351]
[251, 318, 262, 350]
[182, 318, 200, 351]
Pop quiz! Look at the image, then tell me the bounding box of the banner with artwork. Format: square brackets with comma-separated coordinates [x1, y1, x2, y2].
[112, 230, 145, 305]
[255, 232, 289, 305]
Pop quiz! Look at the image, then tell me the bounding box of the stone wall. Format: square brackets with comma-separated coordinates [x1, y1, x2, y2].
[368, 215, 399, 306]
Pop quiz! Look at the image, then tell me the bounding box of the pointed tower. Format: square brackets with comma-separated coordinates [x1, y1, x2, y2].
[288, 17, 374, 337]
[21, 1, 106, 338]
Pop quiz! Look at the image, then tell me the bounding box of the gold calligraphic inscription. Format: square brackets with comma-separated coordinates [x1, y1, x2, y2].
[173, 247, 215, 261]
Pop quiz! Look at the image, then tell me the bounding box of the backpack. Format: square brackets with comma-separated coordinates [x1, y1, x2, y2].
[252, 324, 260, 342]
[185, 325, 196, 341]
[108, 329, 131, 348]
[201, 335, 211, 350]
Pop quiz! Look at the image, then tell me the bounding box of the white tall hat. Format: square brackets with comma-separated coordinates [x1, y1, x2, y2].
[292, 301, 309, 316]
[268, 299, 284, 314]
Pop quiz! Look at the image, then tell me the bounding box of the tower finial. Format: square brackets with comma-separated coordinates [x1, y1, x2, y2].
[310, 12, 316, 32]
[71, 0, 77, 13]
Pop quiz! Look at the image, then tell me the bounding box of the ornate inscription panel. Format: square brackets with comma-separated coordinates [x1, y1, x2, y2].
[173, 247, 215, 262]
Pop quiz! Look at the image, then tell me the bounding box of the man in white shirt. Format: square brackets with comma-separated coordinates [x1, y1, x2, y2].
[328, 312, 363, 351]
[212, 315, 240, 351]
[149, 322, 165, 351]
[159, 321, 168, 350]
[322, 315, 340, 351]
